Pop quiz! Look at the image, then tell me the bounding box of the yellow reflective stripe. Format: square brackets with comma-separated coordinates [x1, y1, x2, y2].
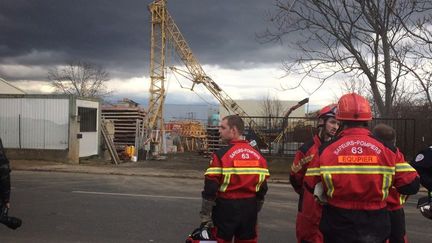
[399, 194, 408, 205]
[320, 165, 395, 175]
[205, 167, 270, 176]
[205, 167, 222, 175]
[221, 167, 270, 175]
[381, 174, 392, 200]
[395, 162, 416, 172]
[322, 173, 334, 198]
[219, 174, 231, 192]
[207, 167, 268, 192]
[256, 174, 266, 192]
[305, 167, 320, 176]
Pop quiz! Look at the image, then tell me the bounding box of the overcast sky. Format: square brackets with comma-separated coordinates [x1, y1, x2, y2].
[0, 0, 341, 109]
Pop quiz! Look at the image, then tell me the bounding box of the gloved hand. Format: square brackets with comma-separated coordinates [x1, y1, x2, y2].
[257, 199, 264, 213]
[200, 199, 215, 228]
[313, 182, 328, 205]
[200, 220, 213, 229]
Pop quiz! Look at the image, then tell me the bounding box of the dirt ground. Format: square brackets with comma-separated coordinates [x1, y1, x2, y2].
[92, 151, 294, 177]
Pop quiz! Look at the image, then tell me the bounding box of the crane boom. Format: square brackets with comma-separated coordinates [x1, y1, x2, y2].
[162, 3, 268, 147]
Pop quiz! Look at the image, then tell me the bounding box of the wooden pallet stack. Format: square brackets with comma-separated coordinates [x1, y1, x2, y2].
[166, 120, 208, 152]
[101, 99, 146, 153]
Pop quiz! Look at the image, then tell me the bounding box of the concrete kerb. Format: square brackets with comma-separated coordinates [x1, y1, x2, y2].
[10, 160, 291, 184]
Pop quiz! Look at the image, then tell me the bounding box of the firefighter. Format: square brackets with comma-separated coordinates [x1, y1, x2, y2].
[0, 138, 11, 211]
[290, 104, 339, 243]
[373, 123, 408, 243]
[305, 93, 420, 243]
[198, 115, 269, 243]
[410, 146, 432, 220]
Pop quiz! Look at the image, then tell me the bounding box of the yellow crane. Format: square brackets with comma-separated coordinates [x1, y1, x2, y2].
[141, 0, 167, 159]
[143, 0, 268, 159]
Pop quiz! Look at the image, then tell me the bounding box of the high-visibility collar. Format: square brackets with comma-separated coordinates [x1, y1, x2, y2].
[228, 140, 250, 145]
[339, 127, 372, 137]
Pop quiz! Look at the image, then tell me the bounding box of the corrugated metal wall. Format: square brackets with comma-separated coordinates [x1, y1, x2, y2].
[0, 97, 69, 149]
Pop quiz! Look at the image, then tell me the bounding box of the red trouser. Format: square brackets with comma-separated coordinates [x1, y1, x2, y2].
[295, 189, 323, 243]
[296, 213, 323, 243]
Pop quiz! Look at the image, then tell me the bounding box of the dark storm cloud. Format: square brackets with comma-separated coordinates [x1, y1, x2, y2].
[0, 0, 286, 81]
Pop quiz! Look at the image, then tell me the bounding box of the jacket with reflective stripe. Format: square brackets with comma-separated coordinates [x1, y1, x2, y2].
[386, 158, 416, 210]
[204, 140, 269, 199]
[290, 135, 321, 194]
[290, 135, 323, 241]
[305, 127, 418, 210]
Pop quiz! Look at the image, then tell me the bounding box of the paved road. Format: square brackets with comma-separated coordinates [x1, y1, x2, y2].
[0, 171, 431, 242]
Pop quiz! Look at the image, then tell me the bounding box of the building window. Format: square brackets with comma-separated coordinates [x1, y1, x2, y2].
[78, 107, 97, 132]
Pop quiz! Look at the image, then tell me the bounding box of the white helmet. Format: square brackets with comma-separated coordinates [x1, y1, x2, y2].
[417, 195, 432, 220]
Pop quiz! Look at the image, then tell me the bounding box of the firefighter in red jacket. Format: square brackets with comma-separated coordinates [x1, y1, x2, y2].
[373, 123, 408, 243]
[290, 104, 340, 243]
[305, 93, 420, 243]
[199, 115, 269, 243]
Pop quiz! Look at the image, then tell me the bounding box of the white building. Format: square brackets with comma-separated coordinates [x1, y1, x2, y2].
[0, 94, 100, 163]
[219, 99, 306, 118]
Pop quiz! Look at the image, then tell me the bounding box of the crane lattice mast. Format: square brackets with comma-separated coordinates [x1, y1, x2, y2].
[144, 0, 268, 156]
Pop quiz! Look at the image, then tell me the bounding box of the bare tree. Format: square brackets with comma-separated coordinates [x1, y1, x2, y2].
[260, 93, 285, 117]
[48, 61, 112, 98]
[262, 0, 432, 117]
[260, 93, 285, 129]
[396, 10, 432, 109]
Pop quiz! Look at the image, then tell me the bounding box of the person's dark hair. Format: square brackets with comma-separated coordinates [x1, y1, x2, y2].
[223, 115, 244, 134]
[373, 123, 396, 145]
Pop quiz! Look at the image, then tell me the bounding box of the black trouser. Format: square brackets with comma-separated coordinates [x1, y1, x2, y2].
[320, 205, 390, 243]
[389, 208, 406, 243]
[212, 197, 258, 241]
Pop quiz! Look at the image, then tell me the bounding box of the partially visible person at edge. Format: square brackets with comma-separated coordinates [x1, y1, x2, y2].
[289, 104, 340, 243]
[199, 115, 270, 243]
[304, 93, 420, 243]
[0, 138, 11, 210]
[373, 123, 408, 243]
[410, 146, 432, 220]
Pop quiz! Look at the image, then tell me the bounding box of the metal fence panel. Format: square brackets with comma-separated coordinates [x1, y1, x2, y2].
[44, 99, 69, 149]
[243, 116, 417, 158]
[0, 97, 69, 150]
[0, 98, 21, 148]
[21, 99, 45, 149]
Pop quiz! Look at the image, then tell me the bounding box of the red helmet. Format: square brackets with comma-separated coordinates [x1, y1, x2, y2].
[317, 104, 337, 127]
[318, 104, 337, 119]
[336, 93, 372, 121]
